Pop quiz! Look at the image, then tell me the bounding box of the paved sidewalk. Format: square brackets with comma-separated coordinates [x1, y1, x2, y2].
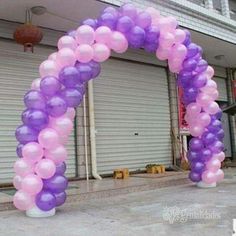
[0, 169, 235, 236]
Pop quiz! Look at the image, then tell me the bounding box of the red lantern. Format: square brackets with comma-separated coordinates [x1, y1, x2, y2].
[232, 80, 236, 100]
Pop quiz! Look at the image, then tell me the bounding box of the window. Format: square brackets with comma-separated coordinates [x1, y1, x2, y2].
[213, 0, 222, 14]
[229, 0, 236, 20]
[188, 0, 205, 7]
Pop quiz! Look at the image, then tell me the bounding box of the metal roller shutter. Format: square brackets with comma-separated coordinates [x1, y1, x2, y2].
[213, 76, 228, 101]
[94, 58, 172, 174]
[0, 40, 76, 184]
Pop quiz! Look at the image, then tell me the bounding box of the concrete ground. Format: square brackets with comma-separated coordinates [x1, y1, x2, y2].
[0, 170, 236, 236]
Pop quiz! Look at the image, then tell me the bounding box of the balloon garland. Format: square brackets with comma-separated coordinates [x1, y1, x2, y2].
[13, 3, 225, 213]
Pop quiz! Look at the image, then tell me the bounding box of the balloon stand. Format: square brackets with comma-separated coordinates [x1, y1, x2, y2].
[26, 205, 56, 218]
[196, 181, 216, 188]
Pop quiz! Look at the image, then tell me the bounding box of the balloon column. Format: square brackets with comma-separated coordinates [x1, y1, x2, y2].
[13, 3, 224, 213]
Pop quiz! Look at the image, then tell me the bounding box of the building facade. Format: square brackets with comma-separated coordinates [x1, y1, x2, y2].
[0, 0, 236, 184]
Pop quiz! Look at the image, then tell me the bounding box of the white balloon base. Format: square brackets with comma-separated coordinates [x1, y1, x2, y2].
[26, 205, 56, 218]
[196, 181, 216, 188]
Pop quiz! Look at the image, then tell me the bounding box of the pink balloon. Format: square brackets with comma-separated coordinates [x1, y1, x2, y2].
[110, 31, 128, 53]
[76, 25, 95, 45]
[22, 142, 44, 164]
[215, 169, 224, 182]
[206, 158, 221, 172]
[206, 66, 214, 78]
[203, 101, 220, 115]
[75, 44, 94, 63]
[202, 171, 217, 184]
[45, 145, 67, 164]
[14, 159, 33, 177]
[95, 26, 112, 44]
[21, 174, 43, 195]
[39, 60, 59, 77]
[31, 78, 41, 90]
[212, 152, 225, 162]
[38, 128, 60, 149]
[197, 112, 211, 127]
[50, 117, 73, 136]
[209, 89, 219, 100]
[159, 32, 175, 48]
[48, 52, 57, 61]
[58, 35, 77, 50]
[59, 135, 69, 145]
[200, 79, 217, 94]
[156, 46, 171, 60]
[196, 93, 213, 107]
[189, 124, 204, 137]
[158, 16, 177, 32]
[186, 103, 201, 115]
[170, 44, 187, 60]
[64, 108, 76, 120]
[145, 7, 160, 21]
[56, 48, 76, 67]
[35, 159, 56, 179]
[13, 175, 23, 190]
[168, 59, 182, 73]
[93, 43, 111, 62]
[174, 29, 186, 44]
[13, 190, 34, 211]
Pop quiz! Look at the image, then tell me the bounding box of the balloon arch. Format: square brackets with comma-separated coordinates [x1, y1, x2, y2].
[13, 3, 225, 214]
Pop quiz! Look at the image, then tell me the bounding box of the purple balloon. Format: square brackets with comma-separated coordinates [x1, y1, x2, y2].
[189, 171, 201, 182]
[82, 18, 98, 29]
[59, 66, 81, 88]
[195, 59, 208, 73]
[201, 131, 216, 146]
[183, 30, 191, 46]
[186, 43, 199, 58]
[145, 26, 160, 44]
[24, 90, 46, 110]
[67, 30, 76, 38]
[120, 3, 137, 20]
[103, 6, 119, 18]
[182, 59, 198, 72]
[216, 129, 224, 140]
[116, 16, 134, 33]
[22, 109, 49, 131]
[187, 150, 201, 162]
[127, 26, 146, 48]
[144, 41, 159, 53]
[191, 161, 205, 174]
[189, 138, 204, 152]
[55, 162, 66, 175]
[98, 12, 117, 29]
[76, 63, 93, 82]
[182, 87, 198, 105]
[61, 88, 82, 108]
[40, 76, 61, 97]
[210, 141, 224, 154]
[43, 175, 68, 194]
[177, 71, 193, 88]
[36, 190, 56, 211]
[208, 119, 222, 133]
[54, 191, 67, 207]
[212, 110, 223, 120]
[192, 73, 207, 88]
[16, 143, 24, 158]
[200, 148, 212, 162]
[89, 60, 101, 78]
[15, 125, 38, 144]
[76, 83, 86, 95]
[46, 95, 67, 117]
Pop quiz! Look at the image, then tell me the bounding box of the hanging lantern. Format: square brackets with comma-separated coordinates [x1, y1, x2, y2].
[13, 9, 43, 52]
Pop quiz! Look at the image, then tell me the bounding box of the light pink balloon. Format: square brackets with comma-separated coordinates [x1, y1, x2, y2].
[186, 103, 201, 115]
[196, 93, 213, 107]
[95, 26, 112, 44]
[209, 89, 219, 100]
[202, 171, 217, 184]
[203, 101, 220, 115]
[56, 48, 76, 67]
[48, 52, 57, 61]
[75, 44, 94, 63]
[197, 112, 211, 127]
[50, 117, 73, 136]
[57, 35, 77, 50]
[215, 169, 224, 182]
[200, 79, 217, 94]
[13, 175, 23, 190]
[14, 159, 33, 177]
[168, 59, 182, 73]
[38, 128, 60, 149]
[59, 135, 69, 145]
[174, 29, 186, 44]
[145, 7, 160, 21]
[158, 16, 177, 32]
[22, 142, 44, 164]
[76, 25, 95, 45]
[189, 124, 204, 137]
[64, 108, 76, 120]
[13, 190, 34, 211]
[159, 32, 175, 48]
[45, 145, 67, 164]
[39, 60, 59, 77]
[31, 78, 41, 90]
[213, 152, 225, 162]
[21, 174, 43, 195]
[93, 43, 111, 62]
[206, 158, 221, 172]
[156, 46, 171, 60]
[206, 66, 214, 78]
[110, 31, 128, 53]
[35, 159, 56, 179]
[170, 44, 187, 60]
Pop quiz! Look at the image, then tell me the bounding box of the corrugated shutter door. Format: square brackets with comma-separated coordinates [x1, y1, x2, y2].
[94, 59, 172, 174]
[0, 41, 76, 184]
[213, 77, 228, 101]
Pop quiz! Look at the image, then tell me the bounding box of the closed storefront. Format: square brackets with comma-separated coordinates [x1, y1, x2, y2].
[93, 57, 172, 174]
[0, 40, 76, 184]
